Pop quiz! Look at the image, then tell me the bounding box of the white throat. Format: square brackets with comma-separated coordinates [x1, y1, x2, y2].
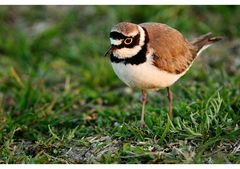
[113, 25, 145, 59]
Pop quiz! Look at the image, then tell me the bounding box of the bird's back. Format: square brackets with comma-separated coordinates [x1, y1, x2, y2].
[140, 22, 197, 74]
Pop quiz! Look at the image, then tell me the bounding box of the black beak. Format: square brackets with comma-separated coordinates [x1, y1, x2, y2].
[104, 46, 114, 56]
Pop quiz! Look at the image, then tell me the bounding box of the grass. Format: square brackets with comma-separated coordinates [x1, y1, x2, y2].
[0, 6, 240, 164]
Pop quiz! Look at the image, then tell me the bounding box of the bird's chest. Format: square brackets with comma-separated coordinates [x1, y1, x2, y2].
[111, 62, 145, 88]
[111, 59, 183, 89]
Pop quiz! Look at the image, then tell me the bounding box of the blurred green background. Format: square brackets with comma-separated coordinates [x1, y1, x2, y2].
[0, 6, 239, 164]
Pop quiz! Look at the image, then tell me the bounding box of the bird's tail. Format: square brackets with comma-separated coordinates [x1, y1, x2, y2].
[191, 32, 223, 56]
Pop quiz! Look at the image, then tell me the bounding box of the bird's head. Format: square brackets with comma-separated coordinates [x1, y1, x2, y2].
[105, 22, 146, 59]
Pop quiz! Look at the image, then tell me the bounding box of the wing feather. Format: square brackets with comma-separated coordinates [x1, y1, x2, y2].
[140, 23, 197, 74]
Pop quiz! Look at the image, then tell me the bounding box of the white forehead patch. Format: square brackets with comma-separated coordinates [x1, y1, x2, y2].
[110, 38, 122, 46]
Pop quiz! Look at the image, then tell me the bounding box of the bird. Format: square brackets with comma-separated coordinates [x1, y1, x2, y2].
[105, 22, 222, 128]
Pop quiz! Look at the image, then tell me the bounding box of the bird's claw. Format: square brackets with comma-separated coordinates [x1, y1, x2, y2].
[140, 123, 146, 129]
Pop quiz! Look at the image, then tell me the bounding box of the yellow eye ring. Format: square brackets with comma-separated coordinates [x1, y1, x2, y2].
[124, 38, 133, 45]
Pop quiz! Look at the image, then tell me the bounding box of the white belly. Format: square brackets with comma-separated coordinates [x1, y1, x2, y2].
[111, 60, 185, 90]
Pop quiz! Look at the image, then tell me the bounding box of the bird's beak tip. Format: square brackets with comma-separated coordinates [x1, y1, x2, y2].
[105, 46, 113, 56]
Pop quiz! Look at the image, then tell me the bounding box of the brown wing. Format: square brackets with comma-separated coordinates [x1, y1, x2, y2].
[140, 23, 197, 74]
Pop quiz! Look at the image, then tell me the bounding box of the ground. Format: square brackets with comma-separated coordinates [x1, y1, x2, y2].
[0, 6, 239, 164]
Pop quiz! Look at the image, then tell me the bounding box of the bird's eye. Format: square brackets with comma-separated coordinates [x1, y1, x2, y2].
[124, 38, 133, 45]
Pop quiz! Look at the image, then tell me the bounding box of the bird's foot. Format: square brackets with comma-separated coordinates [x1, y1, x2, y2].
[140, 122, 146, 129]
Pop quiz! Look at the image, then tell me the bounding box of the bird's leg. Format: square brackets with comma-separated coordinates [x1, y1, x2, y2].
[167, 87, 173, 120]
[140, 90, 147, 128]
